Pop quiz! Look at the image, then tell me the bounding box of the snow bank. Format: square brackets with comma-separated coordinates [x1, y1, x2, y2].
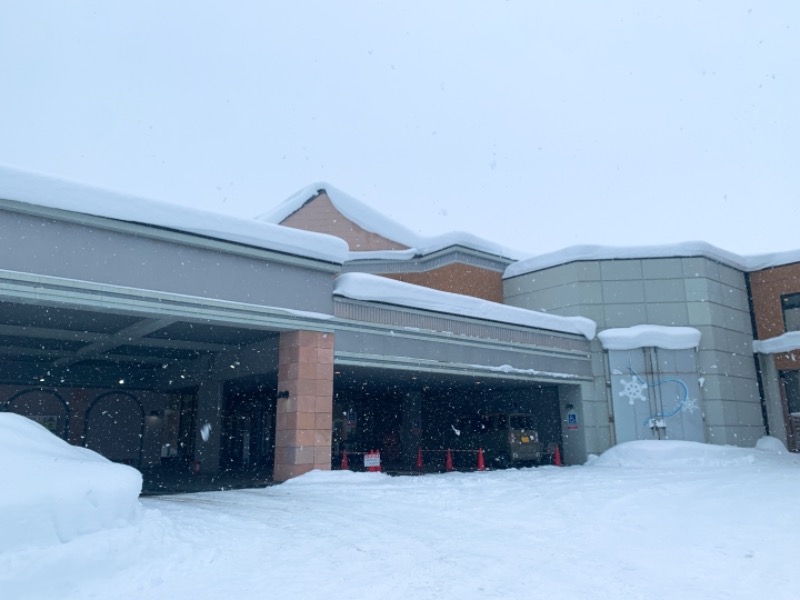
[753, 331, 800, 354]
[334, 272, 597, 339]
[0, 165, 349, 264]
[280, 468, 390, 487]
[0, 413, 142, 552]
[4, 441, 800, 599]
[588, 438, 793, 469]
[598, 325, 701, 350]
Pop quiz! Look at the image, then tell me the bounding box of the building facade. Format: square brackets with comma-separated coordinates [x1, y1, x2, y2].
[3, 172, 799, 492]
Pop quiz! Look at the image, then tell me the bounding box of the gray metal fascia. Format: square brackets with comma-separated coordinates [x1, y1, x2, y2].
[0, 269, 337, 334]
[333, 299, 591, 357]
[332, 319, 591, 362]
[343, 246, 513, 274]
[333, 352, 591, 384]
[0, 198, 342, 273]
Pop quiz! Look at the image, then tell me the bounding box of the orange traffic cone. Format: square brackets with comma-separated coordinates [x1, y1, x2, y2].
[416, 447, 424, 471]
[341, 449, 349, 470]
[553, 444, 562, 467]
[477, 448, 486, 471]
[445, 449, 454, 472]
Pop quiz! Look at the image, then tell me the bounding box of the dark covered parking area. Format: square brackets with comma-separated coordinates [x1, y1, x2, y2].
[332, 364, 565, 472]
[329, 287, 594, 472]
[0, 295, 290, 493]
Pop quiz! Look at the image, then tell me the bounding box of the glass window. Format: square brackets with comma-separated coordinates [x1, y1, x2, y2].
[781, 293, 800, 332]
[781, 370, 800, 415]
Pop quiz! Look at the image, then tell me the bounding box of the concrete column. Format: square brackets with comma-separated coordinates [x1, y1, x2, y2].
[274, 330, 334, 482]
[194, 381, 224, 473]
[558, 384, 589, 465]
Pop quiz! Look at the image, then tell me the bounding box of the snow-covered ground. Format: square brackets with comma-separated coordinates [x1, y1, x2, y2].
[2, 429, 799, 600]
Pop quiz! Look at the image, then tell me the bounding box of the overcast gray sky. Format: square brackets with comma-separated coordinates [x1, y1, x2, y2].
[1, 1, 798, 256]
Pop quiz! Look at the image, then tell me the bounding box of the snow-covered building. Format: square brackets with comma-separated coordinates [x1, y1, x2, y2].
[0, 169, 596, 489]
[2, 170, 798, 491]
[264, 186, 800, 459]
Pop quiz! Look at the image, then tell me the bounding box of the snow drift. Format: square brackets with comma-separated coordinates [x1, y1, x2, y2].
[0, 413, 142, 552]
[587, 438, 794, 469]
[2, 436, 800, 599]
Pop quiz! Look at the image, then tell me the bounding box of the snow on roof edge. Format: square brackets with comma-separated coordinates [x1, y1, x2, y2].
[598, 325, 702, 351]
[504, 242, 800, 278]
[258, 183, 529, 261]
[753, 332, 800, 354]
[257, 182, 423, 247]
[334, 272, 597, 339]
[0, 165, 349, 265]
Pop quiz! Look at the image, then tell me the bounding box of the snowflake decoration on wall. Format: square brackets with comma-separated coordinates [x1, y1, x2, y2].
[681, 397, 699, 414]
[619, 376, 648, 405]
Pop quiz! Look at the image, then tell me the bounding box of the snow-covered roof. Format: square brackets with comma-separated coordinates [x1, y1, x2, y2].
[258, 182, 529, 261]
[333, 272, 597, 339]
[753, 332, 800, 354]
[597, 325, 702, 351]
[0, 166, 349, 264]
[504, 242, 800, 279]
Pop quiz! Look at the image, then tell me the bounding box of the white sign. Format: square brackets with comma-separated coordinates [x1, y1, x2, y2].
[364, 451, 381, 468]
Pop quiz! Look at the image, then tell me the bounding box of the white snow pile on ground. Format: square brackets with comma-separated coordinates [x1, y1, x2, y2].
[0, 413, 142, 552]
[2, 438, 799, 600]
[586, 437, 793, 468]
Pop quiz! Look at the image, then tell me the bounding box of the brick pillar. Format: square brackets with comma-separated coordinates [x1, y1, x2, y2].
[274, 330, 334, 482]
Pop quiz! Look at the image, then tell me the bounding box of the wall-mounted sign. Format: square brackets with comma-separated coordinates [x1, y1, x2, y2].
[567, 410, 579, 430]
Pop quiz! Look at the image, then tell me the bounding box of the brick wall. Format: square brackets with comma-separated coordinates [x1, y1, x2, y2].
[383, 263, 504, 302]
[280, 193, 409, 251]
[274, 330, 335, 481]
[749, 261, 800, 370]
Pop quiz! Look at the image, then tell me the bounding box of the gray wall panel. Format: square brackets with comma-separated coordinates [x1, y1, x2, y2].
[504, 255, 763, 450]
[335, 329, 593, 380]
[1, 209, 335, 314]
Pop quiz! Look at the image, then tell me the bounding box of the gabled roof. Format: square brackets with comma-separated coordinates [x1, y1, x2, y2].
[0, 166, 349, 264]
[258, 182, 529, 261]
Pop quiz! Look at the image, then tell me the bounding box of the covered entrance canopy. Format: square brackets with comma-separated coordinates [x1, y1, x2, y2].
[0, 172, 348, 489]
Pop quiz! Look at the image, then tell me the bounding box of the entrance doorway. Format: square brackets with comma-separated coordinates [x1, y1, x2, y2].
[221, 381, 276, 475]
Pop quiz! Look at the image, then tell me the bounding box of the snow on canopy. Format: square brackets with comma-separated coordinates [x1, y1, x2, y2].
[0, 413, 142, 552]
[753, 331, 800, 354]
[597, 324, 701, 350]
[258, 182, 529, 261]
[0, 165, 349, 264]
[334, 272, 597, 339]
[504, 242, 800, 279]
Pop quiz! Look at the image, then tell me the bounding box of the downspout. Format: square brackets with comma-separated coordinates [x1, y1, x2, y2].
[745, 272, 770, 435]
